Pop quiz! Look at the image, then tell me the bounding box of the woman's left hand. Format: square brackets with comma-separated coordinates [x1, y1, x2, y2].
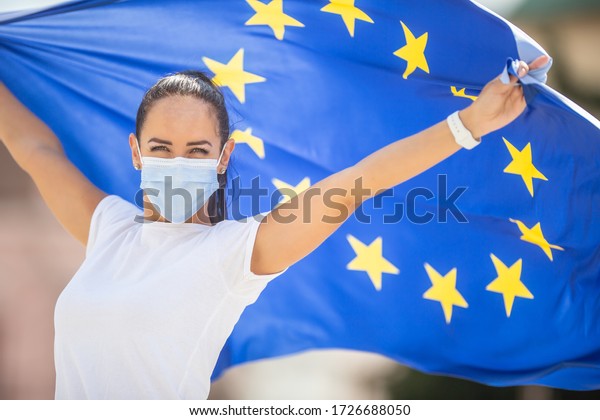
[459, 55, 550, 139]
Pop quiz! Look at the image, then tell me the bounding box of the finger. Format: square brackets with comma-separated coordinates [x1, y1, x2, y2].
[496, 60, 527, 86]
[510, 84, 524, 100]
[509, 88, 526, 113]
[500, 73, 519, 86]
[517, 60, 529, 77]
[527, 55, 550, 71]
[494, 55, 548, 90]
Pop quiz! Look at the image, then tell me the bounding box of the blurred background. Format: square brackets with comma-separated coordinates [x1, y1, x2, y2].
[0, 0, 599, 399]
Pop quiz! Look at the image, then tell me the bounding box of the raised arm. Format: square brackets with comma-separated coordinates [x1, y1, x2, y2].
[0, 82, 106, 245]
[251, 56, 550, 275]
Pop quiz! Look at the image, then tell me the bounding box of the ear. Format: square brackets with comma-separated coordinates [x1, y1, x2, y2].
[129, 133, 141, 170]
[217, 138, 236, 174]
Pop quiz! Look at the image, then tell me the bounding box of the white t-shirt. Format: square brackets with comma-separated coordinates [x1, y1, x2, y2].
[53, 194, 287, 399]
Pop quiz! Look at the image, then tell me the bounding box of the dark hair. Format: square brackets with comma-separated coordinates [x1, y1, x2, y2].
[135, 70, 230, 224]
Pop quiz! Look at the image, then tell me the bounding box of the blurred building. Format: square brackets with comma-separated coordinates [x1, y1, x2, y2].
[0, 144, 84, 399]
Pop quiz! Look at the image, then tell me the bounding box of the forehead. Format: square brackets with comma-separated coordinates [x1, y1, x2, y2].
[142, 95, 219, 140]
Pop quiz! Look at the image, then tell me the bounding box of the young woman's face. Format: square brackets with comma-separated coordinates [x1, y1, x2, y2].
[129, 95, 230, 170]
[129, 95, 233, 223]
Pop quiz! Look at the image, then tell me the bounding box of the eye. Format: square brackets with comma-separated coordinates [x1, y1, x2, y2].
[150, 145, 169, 152]
[190, 147, 209, 154]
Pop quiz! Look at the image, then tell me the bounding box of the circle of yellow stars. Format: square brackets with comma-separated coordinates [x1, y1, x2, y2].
[198, 0, 563, 325]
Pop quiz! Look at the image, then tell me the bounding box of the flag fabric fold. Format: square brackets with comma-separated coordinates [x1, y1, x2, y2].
[1, 0, 599, 390]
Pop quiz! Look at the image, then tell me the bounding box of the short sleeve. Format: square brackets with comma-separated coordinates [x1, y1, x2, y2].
[86, 194, 139, 257]
[243, 211, 289, 281]
[216, 211, 288, 297]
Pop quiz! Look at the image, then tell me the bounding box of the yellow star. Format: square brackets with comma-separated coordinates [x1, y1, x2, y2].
[486, 254, 533, 317]
[231, 128, 265, 159]
[393, 21, 429, 79]
[202, 48, 266, 103]
[423, 263, 468, 324]
[451, 86, 478, 101]
[509, 218, 564, 261]
[502, 137, 547, 197]
[346, 235, 399, 291]
[272, 176, 311, 204]
[245, 0, 304, 41]
[320, 0, 374, 37]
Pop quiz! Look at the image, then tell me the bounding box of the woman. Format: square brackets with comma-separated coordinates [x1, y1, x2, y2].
[0, 54, 549, 399]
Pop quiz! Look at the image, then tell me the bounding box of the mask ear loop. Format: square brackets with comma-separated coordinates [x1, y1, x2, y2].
[212, 141, 230, 224]
[134, 139, 142, 170]
[216, 140, 229, 174]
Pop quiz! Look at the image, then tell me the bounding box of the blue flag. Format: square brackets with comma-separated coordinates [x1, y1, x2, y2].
[1, 0, 599, 390]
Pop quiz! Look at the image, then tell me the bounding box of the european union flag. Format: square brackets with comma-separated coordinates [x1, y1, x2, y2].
[1, 0, 598, 390]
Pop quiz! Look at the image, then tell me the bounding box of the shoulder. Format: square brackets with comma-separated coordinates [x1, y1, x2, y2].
[90, 194, 139, 227]
[212, 212, 287, 295]
[210, 212, 268, 254]
[86, 194, 140, 256]
[94, 194, 138, 215]
[212, 212, 266, 236]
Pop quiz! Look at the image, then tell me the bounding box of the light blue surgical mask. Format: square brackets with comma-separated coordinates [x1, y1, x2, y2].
[135, 140, 226, 223]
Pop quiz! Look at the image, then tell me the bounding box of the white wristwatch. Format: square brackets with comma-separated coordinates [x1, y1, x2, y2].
[446, 110, 481, 150]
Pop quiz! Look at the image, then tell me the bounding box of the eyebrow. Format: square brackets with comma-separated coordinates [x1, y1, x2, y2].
[148, 138, 212, 147]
